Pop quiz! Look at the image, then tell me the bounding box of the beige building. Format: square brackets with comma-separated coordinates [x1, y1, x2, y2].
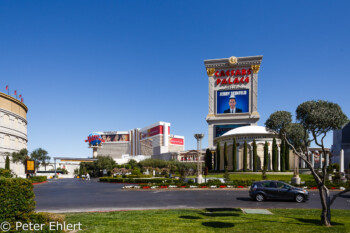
[0, 93, 28, 177]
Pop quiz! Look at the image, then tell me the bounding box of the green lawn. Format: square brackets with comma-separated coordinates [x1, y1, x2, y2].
[65, 208, 350, 233]
[189, 173, 314, 182]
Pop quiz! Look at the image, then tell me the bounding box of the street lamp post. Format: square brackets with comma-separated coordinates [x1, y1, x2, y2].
[194, 133, 204, 184]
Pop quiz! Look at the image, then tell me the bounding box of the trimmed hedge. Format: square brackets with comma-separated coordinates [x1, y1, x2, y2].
[30, 176, 47, 183]
[100, 177, 181, 184]
[0, 168, 14, 178]
[0, 178, 35, 221]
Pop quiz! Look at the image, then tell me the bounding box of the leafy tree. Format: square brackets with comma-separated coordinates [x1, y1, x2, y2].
[95, 156, 116, 172]
[11, 149, 29, 169]
[232, 138, 237, 172]
[272, 138, 278, 171]
[5, 154, 10, 170]
[263, 141, 269, 171]
[216, 142, 221, 171]
[127, 159, 139, 169]
[253, 139, 258, 172]
[280, 140, 285, 172]
[205, 148, 212, 171]
[265, 101, 349, 226]
[243, 141, 247, 172]
[30, 148, 50, 171]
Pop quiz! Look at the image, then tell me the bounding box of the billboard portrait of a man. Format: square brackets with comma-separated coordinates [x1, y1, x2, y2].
[216, 89, 249, 114]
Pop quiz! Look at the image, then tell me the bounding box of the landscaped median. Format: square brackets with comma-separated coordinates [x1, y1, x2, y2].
[64, 208, 350, 233]
[100, 177, 350, 191]
[30, 175, 48, 184]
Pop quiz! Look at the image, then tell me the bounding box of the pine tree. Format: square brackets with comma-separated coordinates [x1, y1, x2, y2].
[5, 155, 10, 170]
[216, 142, 221, 171]
[263, 141, 269, 171]
[272, 138, 278, 171]
[285, 143, 290, 171]
[253, 139, 258, 172]
[280, 140, 285, 172]
[232, 138, 237, 172]
[243, 141, 247, 172]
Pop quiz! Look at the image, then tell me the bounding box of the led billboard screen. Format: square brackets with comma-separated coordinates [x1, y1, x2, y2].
[215, 124, 248, 137]
[216, 89, 249, 114]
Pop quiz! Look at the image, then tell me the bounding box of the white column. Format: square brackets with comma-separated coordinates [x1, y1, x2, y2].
[311, 153, 314, 168]
[93, 147, 98, 158]
[320, 153, 323, 169]
[163, 123, 169, 147]
[340, 149, 344, 173]
[278, 147, 281, 171]
[326, 153, 329, 167]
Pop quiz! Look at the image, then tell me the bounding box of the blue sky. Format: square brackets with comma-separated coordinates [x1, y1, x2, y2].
[1, 1, 349, 159]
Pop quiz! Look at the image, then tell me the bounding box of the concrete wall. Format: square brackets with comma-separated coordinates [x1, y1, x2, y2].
[97, 143, 129, 159]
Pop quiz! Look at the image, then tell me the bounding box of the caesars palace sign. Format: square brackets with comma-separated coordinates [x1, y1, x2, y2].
[214, 68, 252, 86]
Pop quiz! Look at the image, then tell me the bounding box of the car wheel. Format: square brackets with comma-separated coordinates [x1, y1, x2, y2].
[295, 194, 304, 203]
[256, 193, 265, 202]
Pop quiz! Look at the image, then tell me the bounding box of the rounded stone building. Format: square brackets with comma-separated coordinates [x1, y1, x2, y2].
[213, 125, 295, 171]
[0, 93, 28, 176]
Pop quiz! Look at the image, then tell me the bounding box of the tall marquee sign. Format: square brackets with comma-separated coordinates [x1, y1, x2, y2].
[204, 55, 263, 147]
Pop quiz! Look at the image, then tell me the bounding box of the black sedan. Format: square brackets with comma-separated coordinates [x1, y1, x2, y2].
[249, 180, 309, 203]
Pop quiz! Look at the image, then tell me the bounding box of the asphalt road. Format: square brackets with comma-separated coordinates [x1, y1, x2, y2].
[34, 179, 350, 213]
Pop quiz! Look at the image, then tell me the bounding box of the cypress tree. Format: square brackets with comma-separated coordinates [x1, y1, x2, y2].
[272, 138, 277, 171]
[280, 140, 285, 172]
[243, 141, 247, 172]
[205, 148, 212, 171]
[285, 143, 290, 171]
[5, 155, 10, 170]
[263, 141, 269, 171]
[216, 142, 221, 171]
[224, 142, 230, 181]
[232, 138, 237, 172]
[253, 139, 258, 172]
[224, 142, 228, 170]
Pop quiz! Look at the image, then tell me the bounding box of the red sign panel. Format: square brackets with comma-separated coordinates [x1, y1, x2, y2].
[148, 126, 163, 137]
[170, 138, 184, 145]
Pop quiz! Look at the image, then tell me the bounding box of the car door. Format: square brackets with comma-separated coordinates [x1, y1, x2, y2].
[261, 181, 278, 199]
[276, 182, 294, 200]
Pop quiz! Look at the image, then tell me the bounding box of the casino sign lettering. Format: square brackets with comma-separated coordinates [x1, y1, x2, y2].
[215, 68, 251, 86]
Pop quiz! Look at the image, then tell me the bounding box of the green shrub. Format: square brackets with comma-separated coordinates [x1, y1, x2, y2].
[0, 168, 14, 178]
[30, 176, 47, 183]
[131, 168, 141, 175]
[0, 178, 35, 221]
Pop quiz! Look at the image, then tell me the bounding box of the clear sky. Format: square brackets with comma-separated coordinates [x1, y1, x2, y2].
[1, 1, 349, 159]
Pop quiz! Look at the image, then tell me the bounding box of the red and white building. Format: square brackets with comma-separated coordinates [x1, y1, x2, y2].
[92, 121, 185, 163]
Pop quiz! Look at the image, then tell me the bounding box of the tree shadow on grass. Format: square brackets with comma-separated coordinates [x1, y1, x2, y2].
[202, 208, 241, 217]
[202, 221, 234, 228]
[179, 216, 202, 220]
